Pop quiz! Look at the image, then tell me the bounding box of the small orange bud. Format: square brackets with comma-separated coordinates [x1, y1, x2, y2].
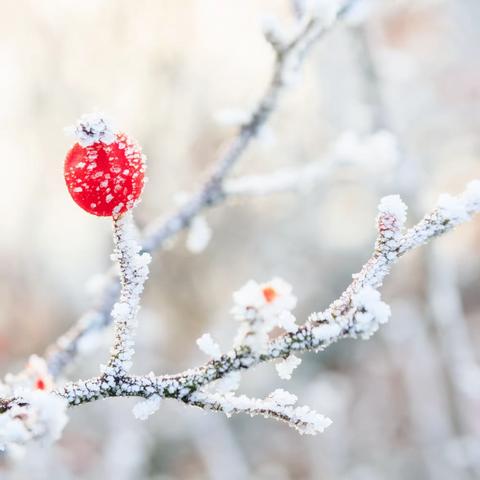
[262, 286, 277, 303]
[35, 378, 46, 390]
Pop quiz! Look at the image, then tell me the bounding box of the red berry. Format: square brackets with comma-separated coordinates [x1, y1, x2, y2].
[64, 115, 146, 217]
[35, 378, 46, 390]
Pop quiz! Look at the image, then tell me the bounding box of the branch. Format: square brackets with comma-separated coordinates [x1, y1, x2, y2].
[188, 390, 332, 435]
[46, 181, 480, 427]
[2, 181, 478, 450]
[43, 1, 358, 378]
[223, 159, 335, 197]
[106, 212, 151, 377]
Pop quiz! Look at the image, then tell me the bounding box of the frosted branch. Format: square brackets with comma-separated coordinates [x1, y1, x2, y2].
[106, 212, 151, 377]
[3, 0, 480, 454]
[1, 178, 477, 456]
[1, 181, 476, 452]
[188, 390, 332, 435]
[42, 1, 358, 378]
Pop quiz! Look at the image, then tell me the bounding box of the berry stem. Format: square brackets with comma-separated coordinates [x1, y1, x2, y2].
[105, 212, 151, 378]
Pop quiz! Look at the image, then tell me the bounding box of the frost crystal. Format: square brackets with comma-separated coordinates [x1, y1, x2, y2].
[196, 333, 222, 359]
[132, 395, 161, 420]
[186, 216, 212, 253]
[378, 194, 408, 226]
[276, 355, 302, 380]
[277, 311, 299, 333]
[108, 212, 151, 376]
[299, 0, 342, 25]
[352, 286, 391, 339]
[268, 389, 298, 406]
[463, 180, 480, 210]
[312, 322, 342, 341]
[437, 193, 470, 223]
[192, 390, 331, 435]
[0, 391, 68, 452]
[215, 371, 241, 394]
[67, 112, 116, 147]
[332, 130, 400, 170]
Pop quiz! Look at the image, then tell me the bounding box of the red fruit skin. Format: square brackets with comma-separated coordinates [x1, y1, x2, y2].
[64, 133, 146, 217]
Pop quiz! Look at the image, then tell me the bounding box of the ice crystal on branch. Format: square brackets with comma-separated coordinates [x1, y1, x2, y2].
[331, 130, 400, 170]
[67, 112, 116, 147]
[268, 389, 298, 406]
[351, 287, 391, 339]
[196, 333, 222, 360]
[378, 194, 408, 227]
[132, 395, 161, 421]
[0, 390, 68, 453]
[190, 390, 332, 435]
[276, 355, 302, 380]
[437, 193, 471, 224]
[214, 372, 242, 394]
[186, 216, 212, 253]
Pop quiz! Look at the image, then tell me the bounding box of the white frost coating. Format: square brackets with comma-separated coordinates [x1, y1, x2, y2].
[196, 333, 222, 360]
[67, 112, 116, 147]
[462, 180, 480, 209]
[277, 311, 298, 333]
[437, 193, 470, 223]
[224, 162, 331, 196]
[213, 108, 251, 127]
[132, 395, 161, 420]
[261, 14, 288, 52]
[215, 371, 241, 394]
[312, 322, 342, 341]
[331, 130, 400, 170]
[268, 389, 298, 406]
[0, 390, 68, 452]
[186, 216, 212, 253]
[351, 286, 391, 339]
[276, 355, 302, 380]
[296, 0, 342, 25]
[108, 212, 151, 376]
[436, 181, 480, 224]
[378, 194, 408, 226]
[191, 390, 331, 435]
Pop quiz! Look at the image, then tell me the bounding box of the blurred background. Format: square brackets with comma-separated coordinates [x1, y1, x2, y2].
[0, 0, 479, 478]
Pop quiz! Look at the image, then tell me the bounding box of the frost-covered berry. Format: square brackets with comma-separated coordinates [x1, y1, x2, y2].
[64, 113, 146, 217]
